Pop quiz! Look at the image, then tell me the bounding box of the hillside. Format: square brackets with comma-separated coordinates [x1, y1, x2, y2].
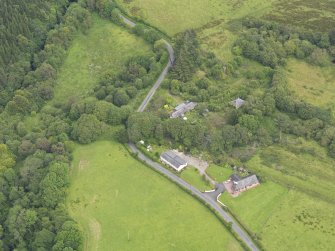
[0, 1, 334, 251]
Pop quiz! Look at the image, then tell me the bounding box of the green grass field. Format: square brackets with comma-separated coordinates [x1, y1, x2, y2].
[247, 137, 335, 203]
[220, 182, 335, 250]
[259, 190, 335, 251]
[286, 59, 335, 111]
[220, 181, 288, 233]
[180, 167, 214, 192]
[116, 0, 273, 35]
[206, 164, 234, 183]
[52, 14, 152, 104]
[67, 141, 242, 251]
[117, 0, 335, 35]
[198, 24, 238, 62]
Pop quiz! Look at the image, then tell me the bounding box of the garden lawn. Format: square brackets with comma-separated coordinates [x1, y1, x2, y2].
[116, 0, 274, 36]
[206, 164, 234, 183]
[180, 167, 213, 192]
[52, 14, 152, 104]
[67, 141, 242, 251]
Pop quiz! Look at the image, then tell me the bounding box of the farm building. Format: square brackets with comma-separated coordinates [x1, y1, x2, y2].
[160, 151, 188, 172]
[171, 101, 197, 118]
[230, 98, 245, 109]
[231, 174, 259, 193]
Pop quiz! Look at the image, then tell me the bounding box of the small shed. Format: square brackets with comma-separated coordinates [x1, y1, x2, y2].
[230, 98, 245, 109]
[160, 151, 188, 172]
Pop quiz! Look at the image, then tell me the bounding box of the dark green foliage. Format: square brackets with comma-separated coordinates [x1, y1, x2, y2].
[235, 19, 332, 68]
[172, 30, 200, 82]
[52, 221, 82, 251]
[72, 114, 103, 144]
[133, 24, 161, 44]
[0, 2, 91, 250]
[0, 0, 66, 67]
[94, 54, 164, 107]
[40, 162, 69, 208]
[329, 29, 335, 45]
[127, 113, 161, 142]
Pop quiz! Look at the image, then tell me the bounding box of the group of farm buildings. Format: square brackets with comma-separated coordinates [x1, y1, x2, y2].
[159, 150, 259, 194]
[159, 98, 256, 194]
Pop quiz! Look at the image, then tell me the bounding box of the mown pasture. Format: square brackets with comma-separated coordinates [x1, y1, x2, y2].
[67, 141, 242, 251]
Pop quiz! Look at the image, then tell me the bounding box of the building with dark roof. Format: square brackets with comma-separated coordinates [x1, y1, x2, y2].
[230, 98, 245, 109]
[170, 101, 197, 118]
[231, 174, 259, 192]
[160, 151, 188, 171]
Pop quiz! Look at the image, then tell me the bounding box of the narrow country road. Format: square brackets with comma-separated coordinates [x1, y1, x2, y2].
[129, 143, 259, 251]
[120, 14, 259, 251]
[137, 41, 174, 112]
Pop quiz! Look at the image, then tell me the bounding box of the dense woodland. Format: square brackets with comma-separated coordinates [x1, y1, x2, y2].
[0, 0, 169, 249]
[0, 0, 335, 250]
[0, 1, 92, 250]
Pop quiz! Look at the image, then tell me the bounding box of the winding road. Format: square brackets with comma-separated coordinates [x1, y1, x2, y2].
[138, 41, 174, 112]
[121, 14, 259, 251]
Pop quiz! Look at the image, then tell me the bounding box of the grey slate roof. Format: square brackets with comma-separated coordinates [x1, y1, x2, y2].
[230, 174, 241, 182]
[232, 174, 259, 191]
[160, 151, 187, 169]
[171, 102, 197, 118]
[230, 98, 245, 109]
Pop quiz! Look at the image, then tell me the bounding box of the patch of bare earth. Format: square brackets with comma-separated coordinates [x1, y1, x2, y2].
[78, 160, 89, 171]
[88, 218, 101, 251]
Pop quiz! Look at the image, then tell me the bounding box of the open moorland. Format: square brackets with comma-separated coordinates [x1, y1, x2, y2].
[67, 141, 242, 251]
[264, 0, 335, 32]
[116, 0, 335, 35]
[116, 0, 273, 35]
